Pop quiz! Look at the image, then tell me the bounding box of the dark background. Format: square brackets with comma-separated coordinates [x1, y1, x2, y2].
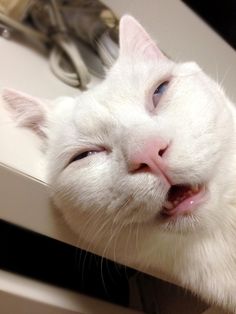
[183, 0, 236, 49]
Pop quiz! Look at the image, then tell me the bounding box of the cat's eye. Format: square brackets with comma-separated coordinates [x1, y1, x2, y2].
[152, 81, 169, 108]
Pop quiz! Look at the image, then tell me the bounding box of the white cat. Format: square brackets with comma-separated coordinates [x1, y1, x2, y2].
[3, 15, 236, 313]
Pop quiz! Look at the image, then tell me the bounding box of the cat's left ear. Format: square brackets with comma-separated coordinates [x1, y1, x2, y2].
[2, 88, 49, 138]
[119, 15, 165, 60]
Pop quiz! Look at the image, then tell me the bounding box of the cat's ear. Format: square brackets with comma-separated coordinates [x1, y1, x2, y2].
[2, 88, 49, 138]
[119, 15, 165, 60]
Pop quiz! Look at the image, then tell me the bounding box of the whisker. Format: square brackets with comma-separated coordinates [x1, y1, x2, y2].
[73, 209, 106, 282]
[135, 218, 141, 255]
[219, 66, 231, 88]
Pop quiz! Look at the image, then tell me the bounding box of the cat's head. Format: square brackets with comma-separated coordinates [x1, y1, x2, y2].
[3, 16, 236, 241]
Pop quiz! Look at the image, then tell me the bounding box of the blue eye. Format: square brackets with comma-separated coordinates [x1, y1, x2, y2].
[154, 81, 169, 95]
[152, 81, 169, 108]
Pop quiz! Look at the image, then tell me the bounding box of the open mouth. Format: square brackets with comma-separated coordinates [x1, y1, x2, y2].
[162, 183, 206, 217]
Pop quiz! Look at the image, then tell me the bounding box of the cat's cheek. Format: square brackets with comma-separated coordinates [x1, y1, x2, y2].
[51, 180, 108, 239]
[51, 163, 167, 230]
[51, 163, 112, 210]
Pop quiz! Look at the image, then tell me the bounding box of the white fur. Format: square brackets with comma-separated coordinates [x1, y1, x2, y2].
[3, 15, 236, 313]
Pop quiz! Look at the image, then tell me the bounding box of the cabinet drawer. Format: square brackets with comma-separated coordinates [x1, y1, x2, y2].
[0, 270, 143, 314]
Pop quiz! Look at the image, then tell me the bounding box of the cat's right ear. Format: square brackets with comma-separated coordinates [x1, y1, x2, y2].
[119, 15, 165, 61]
[2, 88, 49, 139]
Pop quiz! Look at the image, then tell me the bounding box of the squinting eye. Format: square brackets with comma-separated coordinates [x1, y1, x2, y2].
[70, 151, 99, 163]
[152, 81, 169, 108]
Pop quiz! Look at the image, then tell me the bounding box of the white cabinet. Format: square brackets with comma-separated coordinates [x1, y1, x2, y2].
[0, 270, 143, 314]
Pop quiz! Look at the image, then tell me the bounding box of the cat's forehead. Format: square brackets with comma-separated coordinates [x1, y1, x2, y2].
[59, 90, 147, 144]
[72, 91, 135, 130]
[69, 61, 201, 123]
[106, 57, 174, 95]
[55, 59, 203, 142]
[100, 60, 201, 105]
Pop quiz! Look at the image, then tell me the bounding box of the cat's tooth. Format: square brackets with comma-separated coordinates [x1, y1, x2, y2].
[192, 184, 199, 193]
[173, 200, 178, 206]
[164, 201, 174, 210]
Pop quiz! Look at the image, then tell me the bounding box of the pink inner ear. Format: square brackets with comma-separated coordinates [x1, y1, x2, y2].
[2, 88, 47, 138]
[119, 15, 164, 60]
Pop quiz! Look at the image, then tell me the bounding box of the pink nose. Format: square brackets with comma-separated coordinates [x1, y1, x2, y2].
[129, 137, 170, 184]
